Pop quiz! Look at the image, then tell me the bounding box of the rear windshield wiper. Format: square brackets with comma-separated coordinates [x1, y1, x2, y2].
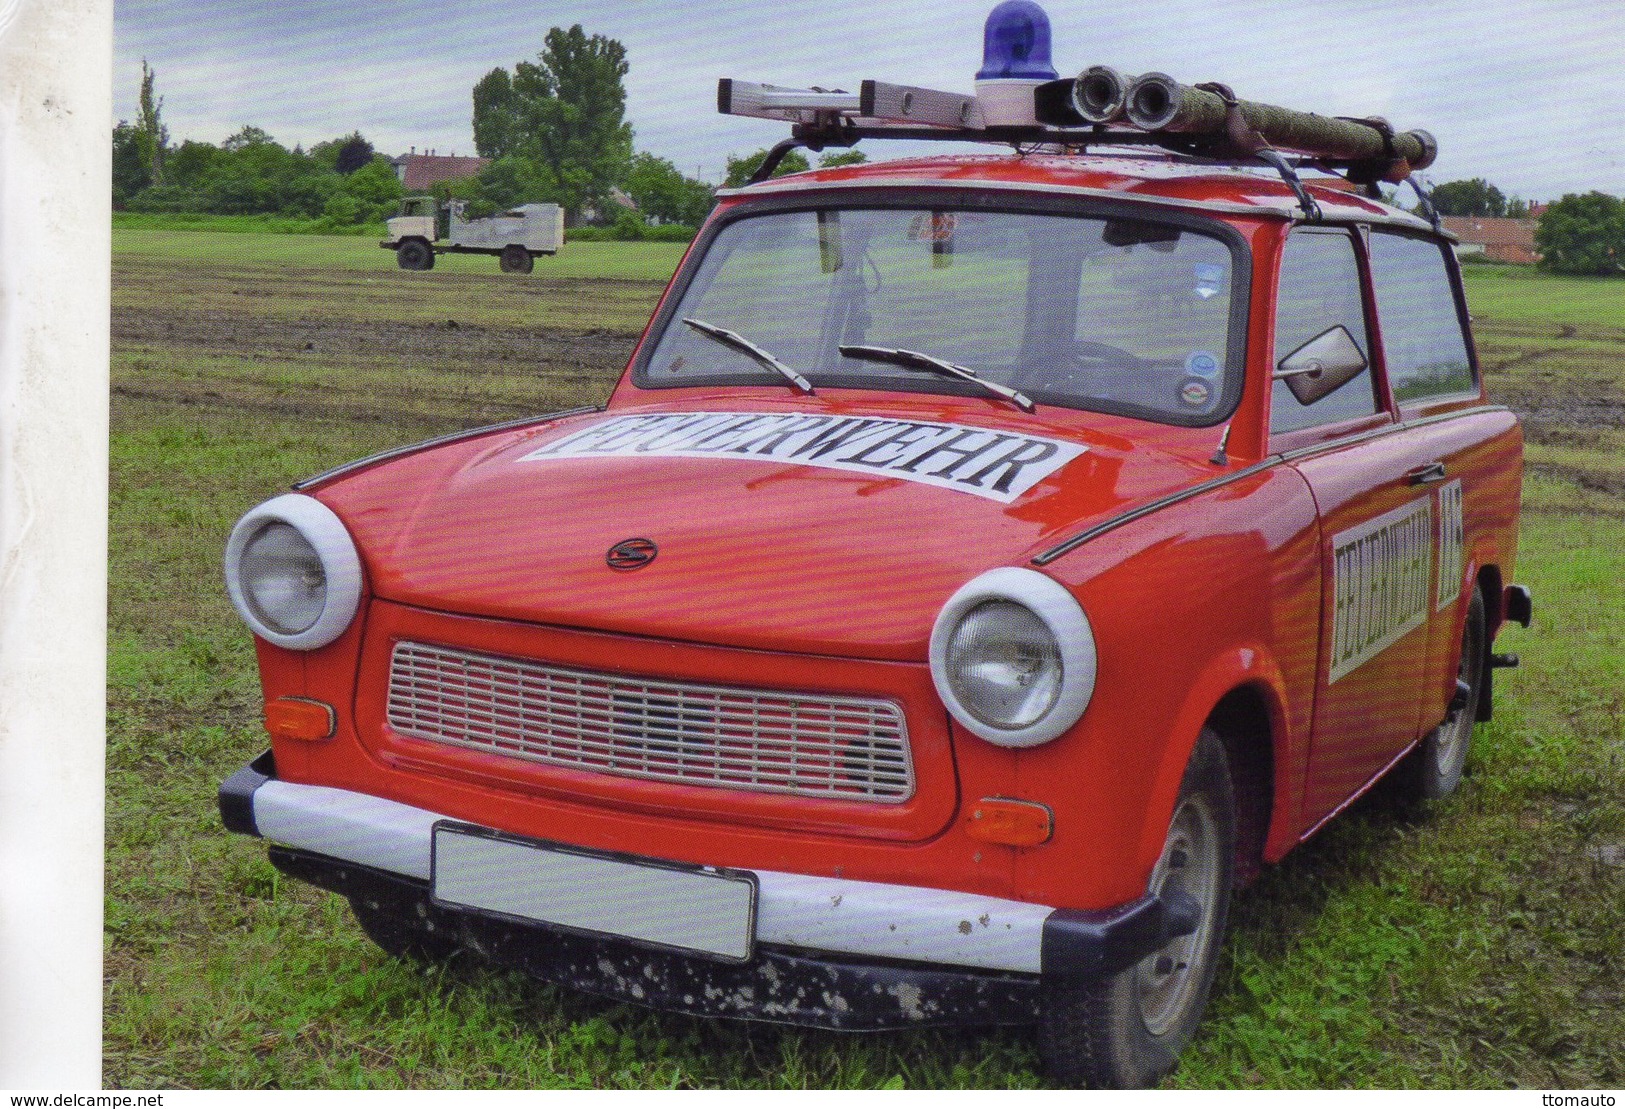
[683, 317, 815, 394]
[838, 344, 1034, 412]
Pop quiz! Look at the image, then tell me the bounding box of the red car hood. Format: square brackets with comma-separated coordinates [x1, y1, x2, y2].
[321, 402, 1213, 661]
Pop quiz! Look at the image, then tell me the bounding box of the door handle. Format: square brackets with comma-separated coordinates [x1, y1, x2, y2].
[1405, 461, 1447, 485]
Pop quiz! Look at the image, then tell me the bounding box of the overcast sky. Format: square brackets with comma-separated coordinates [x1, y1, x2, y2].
[113, 0, 1622, 201]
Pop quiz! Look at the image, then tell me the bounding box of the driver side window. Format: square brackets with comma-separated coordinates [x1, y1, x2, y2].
[1270, 230, 1378, 434]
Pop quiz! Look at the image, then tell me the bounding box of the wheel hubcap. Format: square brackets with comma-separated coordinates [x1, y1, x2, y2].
[1135, 796, 1222, 1036]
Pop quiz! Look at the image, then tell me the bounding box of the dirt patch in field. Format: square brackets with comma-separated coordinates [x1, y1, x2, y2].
[1475, 320, 1625, 446]
[114, 306, 639, 376]
[113, 303, 636, 429]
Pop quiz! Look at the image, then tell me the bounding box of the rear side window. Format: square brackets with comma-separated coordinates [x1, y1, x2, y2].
[1368, 232, 1477, 403]
[1271, 230, 1378, 434]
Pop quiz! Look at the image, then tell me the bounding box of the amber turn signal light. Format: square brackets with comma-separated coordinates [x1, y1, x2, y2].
[264, 697, 336, 742]
[965, 798, 1053, 847]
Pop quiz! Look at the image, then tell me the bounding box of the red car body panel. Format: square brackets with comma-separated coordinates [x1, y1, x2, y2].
[241, 152, 1524, 918]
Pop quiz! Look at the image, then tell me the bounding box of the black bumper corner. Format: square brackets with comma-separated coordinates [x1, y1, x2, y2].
[1041, 890, 1199, 982]
[218, 749, 275, 837]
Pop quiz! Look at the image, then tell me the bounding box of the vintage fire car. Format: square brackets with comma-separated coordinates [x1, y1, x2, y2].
[218, 15, 1530, 1089]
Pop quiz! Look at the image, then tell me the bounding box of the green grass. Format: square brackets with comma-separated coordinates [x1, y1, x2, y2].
[113, 225, 689, 284]
[106, 233, 1624, 1088]
[113, 211, 388, 236]
[1462, 266, 1625, 332]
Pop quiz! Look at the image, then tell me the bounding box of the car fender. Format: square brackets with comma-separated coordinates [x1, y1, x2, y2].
[1131, 642, 1296, 881]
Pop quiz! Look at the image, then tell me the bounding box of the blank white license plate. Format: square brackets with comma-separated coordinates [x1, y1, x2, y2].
[431, 823, 757, 962]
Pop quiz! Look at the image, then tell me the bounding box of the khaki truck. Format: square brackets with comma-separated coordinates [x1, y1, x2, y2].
[382, 196, 563, 274]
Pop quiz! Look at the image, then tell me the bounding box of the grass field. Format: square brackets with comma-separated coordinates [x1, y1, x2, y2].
[106, 229, 1623, 1089]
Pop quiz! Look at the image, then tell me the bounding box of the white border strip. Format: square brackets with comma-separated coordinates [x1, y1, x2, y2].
[251, 779, 1052, 973]
[1329, 496, 1434, 683]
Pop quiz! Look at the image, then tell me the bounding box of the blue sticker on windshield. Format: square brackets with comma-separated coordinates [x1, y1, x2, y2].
[1185, 351, 1220, 378]
[1193, 263, 1224, 300]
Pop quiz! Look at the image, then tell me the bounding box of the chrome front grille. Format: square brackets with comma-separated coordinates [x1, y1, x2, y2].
[385, 641, 915, 802]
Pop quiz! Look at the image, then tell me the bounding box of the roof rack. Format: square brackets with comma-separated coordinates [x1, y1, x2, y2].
[719, 70, 1439, 222]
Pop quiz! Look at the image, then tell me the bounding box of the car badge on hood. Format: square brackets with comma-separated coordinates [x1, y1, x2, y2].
[606, 537, 658, 570]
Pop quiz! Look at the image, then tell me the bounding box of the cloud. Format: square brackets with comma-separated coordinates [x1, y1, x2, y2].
[114, 0, 1625, 197]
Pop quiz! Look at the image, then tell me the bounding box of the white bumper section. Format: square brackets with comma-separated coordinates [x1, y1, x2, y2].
[251, 778, 1054, 974]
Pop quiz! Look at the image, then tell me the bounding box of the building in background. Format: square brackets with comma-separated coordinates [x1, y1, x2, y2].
[1442, 216, 1541, 265]
[391, 150, 490, 191]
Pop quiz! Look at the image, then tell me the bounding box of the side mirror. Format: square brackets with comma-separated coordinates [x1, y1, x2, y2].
[1274, 325, 1368, 406]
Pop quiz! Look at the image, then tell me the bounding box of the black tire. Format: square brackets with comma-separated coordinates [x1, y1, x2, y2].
[499, 244, 534, 274]
[350, 897, 457, 964]
[1039, 729, 1235, 1088]
[396, 239, 434, 271]
[1400, 587, 1486, 800]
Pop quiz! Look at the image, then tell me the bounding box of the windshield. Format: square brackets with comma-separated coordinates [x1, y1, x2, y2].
[638, 205, 1242, 425]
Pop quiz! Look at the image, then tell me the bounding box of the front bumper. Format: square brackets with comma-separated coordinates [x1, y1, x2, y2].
[221, 752, 1195, 1030]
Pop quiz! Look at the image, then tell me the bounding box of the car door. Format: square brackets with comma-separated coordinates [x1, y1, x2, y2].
[1365, 228, 1490, 732]
[1270, 226, 1443, 829]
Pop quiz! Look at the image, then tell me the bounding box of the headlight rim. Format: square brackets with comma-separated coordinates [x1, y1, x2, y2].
[224, 493, 362, 651]
[929, 566, 1096, 748]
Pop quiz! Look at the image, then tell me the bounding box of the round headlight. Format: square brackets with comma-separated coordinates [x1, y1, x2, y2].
[225, 493, 362, 650]
[946, 600, 1064, 728]
[930, 567, 1096, 748]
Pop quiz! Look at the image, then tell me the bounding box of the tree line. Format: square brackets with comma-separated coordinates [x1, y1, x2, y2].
[113, 28, 863, 239]
[1430, 176, 1625, 277]
[115, 35, 1619, 271]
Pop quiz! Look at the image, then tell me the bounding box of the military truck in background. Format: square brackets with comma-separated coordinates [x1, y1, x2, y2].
[382, 196, 564, 274]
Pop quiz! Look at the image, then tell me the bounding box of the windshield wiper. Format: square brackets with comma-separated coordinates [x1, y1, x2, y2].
[683, 317, 814, 394]
[838, 345, 1035, 412]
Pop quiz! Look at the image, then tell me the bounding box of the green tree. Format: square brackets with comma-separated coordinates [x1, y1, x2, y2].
[311, 132, 377, 175]
[818, 150, 868, 169]
[111, 122, 151, 207]
[472, 68, 525, 161]
[723, 147, 811, 188]
[624, 153, 713, 225]
[222, 125, 275, 152]
[454, 154, 551, 217]
[321, 158, 404, 226]
[181, 132, 336, 217]
[1430, 178, 1507, 218]
[133, 60, 169, 188]
[162, 140, 221, 198]
[1535, 191, 1625, 276]
[469, 26, 634, 218]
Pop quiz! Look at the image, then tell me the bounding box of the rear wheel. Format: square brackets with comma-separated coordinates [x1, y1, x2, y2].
[499, 244, 534, 274]
[1401, 587, 1486, 800]
[396, 239, 434, 271]
[1039, 729, 1235, 1088]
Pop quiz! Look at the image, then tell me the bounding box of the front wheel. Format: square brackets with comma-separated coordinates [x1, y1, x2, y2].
[499, 244, 534, 274]
[396, 239, 434, 271]
[1039, 729, 1235, 1088]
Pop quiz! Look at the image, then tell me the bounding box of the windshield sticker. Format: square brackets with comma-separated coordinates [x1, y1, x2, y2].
[1184, 351, 1221, 378]
[1193, 263, 1224, 300]
[520, 412, 1086, 503]
[907, 212, 956, 243]
[1178, 379, 1213, 408]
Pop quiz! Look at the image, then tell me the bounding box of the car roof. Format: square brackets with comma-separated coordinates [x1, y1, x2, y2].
[717, 151, 1438, 233]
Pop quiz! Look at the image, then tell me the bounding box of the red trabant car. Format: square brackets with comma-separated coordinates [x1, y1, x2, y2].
[219, 76, 1530, 1087]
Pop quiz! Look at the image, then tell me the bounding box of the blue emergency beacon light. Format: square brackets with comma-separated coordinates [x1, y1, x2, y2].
[974, 1, 1057, 126]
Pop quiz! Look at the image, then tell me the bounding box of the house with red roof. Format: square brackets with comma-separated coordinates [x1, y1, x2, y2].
[1441, 216, 1541, 265]
[391, 150, 490, 192]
